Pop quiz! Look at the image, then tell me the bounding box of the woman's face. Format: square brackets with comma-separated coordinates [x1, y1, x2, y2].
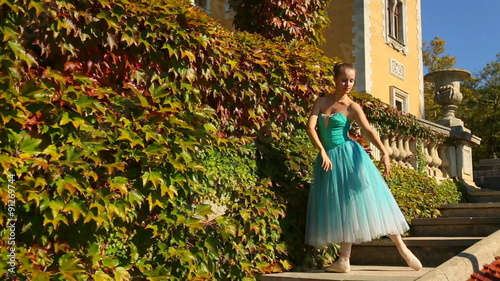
[335, 68, 356, 94]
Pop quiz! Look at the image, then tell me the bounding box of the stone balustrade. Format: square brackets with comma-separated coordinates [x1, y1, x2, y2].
[366, 68, 483, 186]
[369, 119, 481, 184]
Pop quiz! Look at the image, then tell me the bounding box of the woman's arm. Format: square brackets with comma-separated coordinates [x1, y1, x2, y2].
[306, 98, 333, 171]
[350, 102, 391, 176]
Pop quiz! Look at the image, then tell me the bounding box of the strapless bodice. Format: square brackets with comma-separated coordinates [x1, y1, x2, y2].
[317, 113, 351, 150]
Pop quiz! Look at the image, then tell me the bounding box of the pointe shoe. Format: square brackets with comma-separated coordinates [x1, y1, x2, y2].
[324, 258, 350, 273]
[399, 248, 422, 271]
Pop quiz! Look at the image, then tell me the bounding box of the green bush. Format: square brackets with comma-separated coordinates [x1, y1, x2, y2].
[386, 166, 464, 222]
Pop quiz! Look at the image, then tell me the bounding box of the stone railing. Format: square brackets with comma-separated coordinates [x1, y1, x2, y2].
[370, 68, 482, 185]
[371, 120, 480, 184]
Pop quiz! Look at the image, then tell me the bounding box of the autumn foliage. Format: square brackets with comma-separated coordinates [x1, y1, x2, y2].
[229, 0, 331, 46]
[0, 0, 340, 279]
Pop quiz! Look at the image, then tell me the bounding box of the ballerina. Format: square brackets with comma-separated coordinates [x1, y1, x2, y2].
[304, 63, 422, 273]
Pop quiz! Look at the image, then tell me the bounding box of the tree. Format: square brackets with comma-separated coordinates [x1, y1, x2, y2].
[459, 53, 500, 160]
[228, 0, 331, 46]
[422, 36, 457, 122]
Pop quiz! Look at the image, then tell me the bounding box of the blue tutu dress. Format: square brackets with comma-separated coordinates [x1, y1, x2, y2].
[305, 112, 409, 248]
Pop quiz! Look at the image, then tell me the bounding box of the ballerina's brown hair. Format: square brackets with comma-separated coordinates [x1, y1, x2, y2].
[334, 63, 355, 77]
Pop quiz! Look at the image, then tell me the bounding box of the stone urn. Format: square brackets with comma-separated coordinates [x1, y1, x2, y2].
[424, 68, 471, 131]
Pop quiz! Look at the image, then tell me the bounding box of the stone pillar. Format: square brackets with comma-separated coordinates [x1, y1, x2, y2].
[455, 139, 476, 185]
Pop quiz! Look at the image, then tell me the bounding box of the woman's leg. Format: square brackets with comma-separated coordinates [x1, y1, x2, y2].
[324, 243, 352, 273]
[388, 234, 422, 271]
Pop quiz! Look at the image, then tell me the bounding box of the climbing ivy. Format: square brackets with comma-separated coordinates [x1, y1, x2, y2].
[0, 0, 335, 279]
[228, 0, 331, 46]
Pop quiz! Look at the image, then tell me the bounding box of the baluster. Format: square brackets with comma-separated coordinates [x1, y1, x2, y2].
[425, 142, 433, 176]
[390, 137, 400, 165]
[404, 137, 414, 169]
[438, 145, 450, 178]
[409, 139, 418, 170]
[382, 137, 392, 161]
[397, 138, 406, 167]
[430, 142, 442, 177]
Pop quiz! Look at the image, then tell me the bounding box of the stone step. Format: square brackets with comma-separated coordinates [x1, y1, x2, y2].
[261, 265, 434, 281]
[475, 178, 500, 190]
[351, 237, 482, 267]
[466, 189, 500, 202]
[473, 164, 500, 171]
[410, 217, 500, 237]
[478, 158, 500, 166]
[438, 202, 500, 217]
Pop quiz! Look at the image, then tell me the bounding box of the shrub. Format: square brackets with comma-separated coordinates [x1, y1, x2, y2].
[385, 166, 464, 222]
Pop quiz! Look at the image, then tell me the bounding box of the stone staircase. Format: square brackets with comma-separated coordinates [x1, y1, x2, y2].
[350, 188, 500, 268]
[260, 185, 500, 280]
[473, 158, 500, 191]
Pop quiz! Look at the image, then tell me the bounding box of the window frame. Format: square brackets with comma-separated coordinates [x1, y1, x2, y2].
[385, 0, 407, 53]
[390, 86, 409, 113]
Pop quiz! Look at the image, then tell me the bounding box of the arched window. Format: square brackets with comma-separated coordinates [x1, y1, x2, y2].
[387, 0, 405, 44]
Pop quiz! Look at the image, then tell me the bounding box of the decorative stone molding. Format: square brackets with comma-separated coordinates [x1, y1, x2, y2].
[390, 58, 405, 80]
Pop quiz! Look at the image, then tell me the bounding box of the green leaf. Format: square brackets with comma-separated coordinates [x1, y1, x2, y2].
[114, 267, 131, 281]
[127, 189, 145, 207]
[203, 123, 217, 133]
[146, 192, 165, 211]
[195, 203, 214, 217]
[19, 136, 42, 155]
[0, 154, 13, 171]
[160, 183, 177, 199]
[56, 176, 84, 196]
[62, 200, 86, 222]
[59, 112, 86, 128]
[75, 96, 100, 113]
[59, 253, 85, 279]
[28, 0, 48, 15]
[204, 237, 219, 251]
[117, 129, 144, 148]
[185, 218, 204, 231]
[7, 41, 37, 67]
[110, 177, 129, 194]
[141, 171, 164, 188]
[92, 271, 114, 281]
[102, 258, 119, 268]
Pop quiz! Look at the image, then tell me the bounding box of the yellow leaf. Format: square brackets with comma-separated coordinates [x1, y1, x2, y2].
[180, 49, 196, 62]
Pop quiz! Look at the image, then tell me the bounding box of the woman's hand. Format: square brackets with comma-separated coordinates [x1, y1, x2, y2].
[320, 150, 333, 171]
[379, 154, 391, 177]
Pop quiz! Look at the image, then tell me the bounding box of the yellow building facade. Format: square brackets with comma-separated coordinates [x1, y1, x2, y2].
[194, 0, 424, 117]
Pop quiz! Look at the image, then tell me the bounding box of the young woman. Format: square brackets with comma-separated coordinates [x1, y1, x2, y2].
[305, 63, 422, 273]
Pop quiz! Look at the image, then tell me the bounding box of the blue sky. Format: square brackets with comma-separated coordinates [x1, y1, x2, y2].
[421, 0, 500, 75]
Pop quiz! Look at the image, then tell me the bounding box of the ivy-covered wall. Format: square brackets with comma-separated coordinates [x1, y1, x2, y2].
[0, 0, 338, 279]
[0, 0, 457, 280]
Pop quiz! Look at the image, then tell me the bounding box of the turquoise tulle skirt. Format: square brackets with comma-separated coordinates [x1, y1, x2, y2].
[305, 139, 409, 248]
